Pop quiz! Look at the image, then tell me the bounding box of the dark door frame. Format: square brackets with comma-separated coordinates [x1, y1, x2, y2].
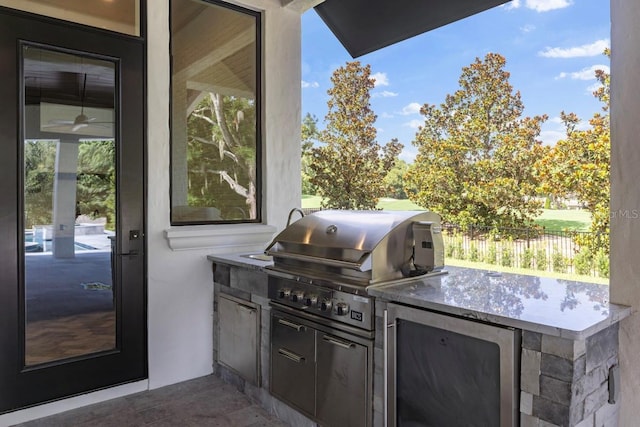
[0, 6, 147, 413]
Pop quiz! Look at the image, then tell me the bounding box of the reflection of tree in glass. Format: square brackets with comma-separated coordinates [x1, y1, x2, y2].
[77, 140, 115, 228]
[557, 280, 609, 316]
[24, 139, 116, 229]
[188, 93, 257, 220]
[443, 269, 547, 318]
[24, 140, 57, 228]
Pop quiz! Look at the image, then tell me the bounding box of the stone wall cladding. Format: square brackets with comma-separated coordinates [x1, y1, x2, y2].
[522, 324, 620, 427]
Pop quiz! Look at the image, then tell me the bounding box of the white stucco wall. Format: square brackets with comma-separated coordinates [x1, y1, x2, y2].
[147, 0, 302, 389]
[610, 0, 640, 424]
[0, 2, 302, 423]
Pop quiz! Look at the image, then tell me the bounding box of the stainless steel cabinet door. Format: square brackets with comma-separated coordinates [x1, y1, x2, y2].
[316, 333, 368, 427]
[270, 312, 316, 417]
[218, 294, 260, 384]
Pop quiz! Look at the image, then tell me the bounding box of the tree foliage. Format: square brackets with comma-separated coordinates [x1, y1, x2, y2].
[188, 93, 257, 219]
[309, 61, 402, 210]
[405, 53, 548, 228]
[384, 159, 411, 199]
[538, 49, 610, 253]
[301, 112, 319, 195]
[76, 140, 115, 227]
[24, 140, 57, 228]
[24, 139, 115, 229]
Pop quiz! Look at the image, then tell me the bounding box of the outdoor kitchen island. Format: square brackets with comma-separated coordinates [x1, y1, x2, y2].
[208, 254, 632, 427]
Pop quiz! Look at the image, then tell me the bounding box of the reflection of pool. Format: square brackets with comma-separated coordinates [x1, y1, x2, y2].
[24, 232, 93, 252]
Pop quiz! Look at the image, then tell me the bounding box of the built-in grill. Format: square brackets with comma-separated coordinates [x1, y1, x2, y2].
[265, 210, 446, 427]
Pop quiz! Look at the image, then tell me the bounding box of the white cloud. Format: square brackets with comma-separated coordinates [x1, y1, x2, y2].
[539, 130, 565, 145]
[576, 121, 592, 131]
[549, 116, 564, 124]
[372, 90, 399, 98]
[398, 102, 422, 115]
[574, 65, 610, 80]
[404, 119, 423, 129]
[521, 24, 536, 33]
[539, 39, 610, 58]
[555, 64, 610, 81]
[380, 112, 394, 119]
[525, 0, 572, 12]
[587, 82, 603, 94]
[504, 0, 572, 12]
[301, 80, 319, 88]
[504, 0, 521, 10]
[400, 147, 418, 163]
[371, 72, 389, 87]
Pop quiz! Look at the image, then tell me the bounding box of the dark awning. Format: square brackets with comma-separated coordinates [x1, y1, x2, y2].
[314, 0, 511, 58]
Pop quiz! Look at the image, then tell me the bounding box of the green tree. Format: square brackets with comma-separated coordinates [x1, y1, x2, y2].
[23, 139, 116, 229]
[538, 49, 610, 254]
[309, 61, 402, 209]
[188, 93, 257, 219]
[24, 140, 57, 228]
[301, 112, 319, 195]
[76, 140, 115, 228]
[405, 53, 548, 228]
[383, 159, 410, 199]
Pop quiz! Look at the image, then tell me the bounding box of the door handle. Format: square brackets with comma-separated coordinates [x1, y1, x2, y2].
[322, 335, 355, 349]
[118, 249, 139, 257]
[117, 229, 143, 257]
[384, 309, 394, 427]
[277, 318, 306, 332]
[236, 303, 257, 314]
[277, 348, 305, 363]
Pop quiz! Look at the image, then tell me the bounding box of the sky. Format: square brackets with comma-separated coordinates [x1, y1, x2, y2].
[301, 0, 610, 163]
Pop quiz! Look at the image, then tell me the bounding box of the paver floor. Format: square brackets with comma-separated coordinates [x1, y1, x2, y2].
[13, 375, 288, 427]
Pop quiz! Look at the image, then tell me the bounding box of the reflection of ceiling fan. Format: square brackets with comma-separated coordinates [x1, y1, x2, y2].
[44, 74, 113, 133]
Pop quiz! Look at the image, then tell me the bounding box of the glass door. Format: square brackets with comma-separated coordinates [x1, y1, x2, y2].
[23, 46, 118, 366]
[0, 8, 146, 413]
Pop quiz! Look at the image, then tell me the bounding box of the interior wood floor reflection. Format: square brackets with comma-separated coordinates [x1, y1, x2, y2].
[25, 311, 116, 366]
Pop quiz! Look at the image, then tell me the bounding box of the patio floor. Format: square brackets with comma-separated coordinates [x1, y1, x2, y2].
[13, 375, 288, 427]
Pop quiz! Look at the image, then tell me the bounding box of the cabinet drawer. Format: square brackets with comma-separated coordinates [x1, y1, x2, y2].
[270, 313, 315, 417]
[218, 293, 260, 385]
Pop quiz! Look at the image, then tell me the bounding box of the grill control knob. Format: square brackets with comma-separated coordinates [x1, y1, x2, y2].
[320, 298, 333, 312]
[334, 302, 350, 316]
[305, 295, 318, 307]
[291, 290, 305, 303]
[278, 288, 291, 299]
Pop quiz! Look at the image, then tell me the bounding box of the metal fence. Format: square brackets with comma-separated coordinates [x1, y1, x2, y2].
[299, 208, 608, 278]
[442, 224, 608, 278]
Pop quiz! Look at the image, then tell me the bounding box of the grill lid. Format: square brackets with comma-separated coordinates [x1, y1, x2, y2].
[265, 210, 445, 285]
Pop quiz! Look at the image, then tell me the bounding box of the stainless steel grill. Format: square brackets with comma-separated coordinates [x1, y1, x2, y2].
[265, 210, 445, 287]
[266, 210, 446, 427]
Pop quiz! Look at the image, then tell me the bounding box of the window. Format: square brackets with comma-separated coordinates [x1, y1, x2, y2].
[170, 0, 261, 224]
[0, 0, 141, 36]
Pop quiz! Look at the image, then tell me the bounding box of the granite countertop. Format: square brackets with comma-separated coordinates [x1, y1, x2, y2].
[369, 266, 632, 340]
[207, 252, 273, 271]
[208, 253, 632, 340]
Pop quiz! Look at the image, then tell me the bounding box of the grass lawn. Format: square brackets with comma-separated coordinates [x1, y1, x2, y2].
[302, 197, 593, 231]
[446, 258, 609, 285]
[534, 209, 592, 231]
[302, 195, 423, 211]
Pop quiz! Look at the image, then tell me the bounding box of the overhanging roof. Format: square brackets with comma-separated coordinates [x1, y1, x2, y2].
[314, 0, 511, 58]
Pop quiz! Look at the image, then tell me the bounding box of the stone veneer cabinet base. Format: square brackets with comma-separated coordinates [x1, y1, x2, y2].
[209, 256, 628, 427]
[520, 326, 620, 427]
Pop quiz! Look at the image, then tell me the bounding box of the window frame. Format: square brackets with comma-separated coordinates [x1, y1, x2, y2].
[169, 0, 263, 226]
[0, 0, 144, 38]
